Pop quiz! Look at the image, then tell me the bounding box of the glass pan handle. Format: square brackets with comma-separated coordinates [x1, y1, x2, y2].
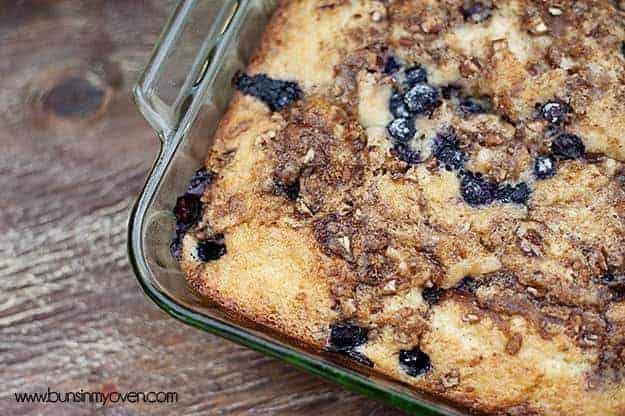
[133, 0, 239, 144]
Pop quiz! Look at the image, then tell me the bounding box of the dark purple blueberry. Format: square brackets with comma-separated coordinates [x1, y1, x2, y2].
[460, 172, 496, 206]
[551, 133, 585, 160]
[601, 270, 625, 299]
[534, 155, 557, 179]
[495, 182, 531, 204]
[274, 178, 300, 201]
[461, 1, 492, 23]
[495, 184, 516, 202]
[234, 72, 302, 111]
[512, 183, 532, 204]
[456, 276, 480, 294]
[399, 347, 431, 377]
[432, 131, 467, 170]
[187, 167, 215, 196]
[384, 56, 401, 75]
[459, 97, 489, 114]
[389, 90, 412, 118]
[403, 83, 440, 114]
[601, 270, 625, 290]
[621, 41, 625, 58]
[170, 234, 183, 261]
[422, 286, 444, 305]
[346, 350, 374, 367]
[540, 100, 569, 124]
[404, 65, 428, 86]
[601, 270, 615, 285]
[329, 322, 368, 352]
[173, 194, 202, 230]
[175, 219, 191, 235]
[196, 234, 227, 262]
[393, 143, 421, 165]
[545, 123, 561, 138]
[387, 117, 416, 143]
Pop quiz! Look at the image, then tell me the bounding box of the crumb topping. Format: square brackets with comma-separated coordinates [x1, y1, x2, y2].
[178, 1, 625, 413]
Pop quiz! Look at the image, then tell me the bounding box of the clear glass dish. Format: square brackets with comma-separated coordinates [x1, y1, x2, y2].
[129, 1, 470, 414]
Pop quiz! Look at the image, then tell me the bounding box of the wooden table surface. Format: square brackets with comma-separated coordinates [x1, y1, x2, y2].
[0, 2, 406, 415]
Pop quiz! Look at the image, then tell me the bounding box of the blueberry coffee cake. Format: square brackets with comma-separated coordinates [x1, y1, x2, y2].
[172, 1, 625, 414]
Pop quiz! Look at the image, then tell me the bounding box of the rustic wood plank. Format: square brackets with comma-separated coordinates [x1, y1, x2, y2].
[0, 2, 406, 415]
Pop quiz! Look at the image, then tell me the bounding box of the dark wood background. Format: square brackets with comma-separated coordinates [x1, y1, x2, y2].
[0, 2, 405, 415]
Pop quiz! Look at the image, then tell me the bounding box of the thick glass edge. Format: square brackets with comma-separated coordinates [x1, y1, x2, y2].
[134, 0, 240, 141]
[134, 0, 197, 139]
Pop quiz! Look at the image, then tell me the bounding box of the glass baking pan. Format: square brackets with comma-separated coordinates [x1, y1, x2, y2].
[129, 1, 471, 414]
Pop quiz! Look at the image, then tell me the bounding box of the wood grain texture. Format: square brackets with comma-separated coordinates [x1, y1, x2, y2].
[0, 2, 406, 415]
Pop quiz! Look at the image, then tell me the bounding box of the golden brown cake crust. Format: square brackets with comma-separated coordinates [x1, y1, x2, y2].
[179, 1, 625, 414]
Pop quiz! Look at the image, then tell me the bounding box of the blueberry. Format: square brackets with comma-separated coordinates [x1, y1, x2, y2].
[275, 178, 300, 201]
[621, 41, 625, 59]
[601, 270, 625, 301]
[540, 101, 569, 124]
[393, 143, 421, 165]
[495, 184, 514, 202]
[455, 276, 479, 294]
[403, 83, 440, 114]
[432, 131, 467, 170]
[196, 234, 227, 262]
[187, 167, 215, 196]
[551, 133, 585, 160]
[170, 234, 183, 261]
[422, 286, 444, 305]
[389, 90, 412, 118]
[510, 183, 531, 204]
[460, 172, 497, 206]
[234, 72, 302, 111]
[384, 56, 401, 75]
[387, 117, 416, 143]
[175, 219, 190, 235]
[534, 155, 557, 179]
[601, 270, 625, 288]
[601, 271, 616, 285]
[399, 347, 431, 377]
[329, 322, 368, 352]
[459, 97, 488, 114]
[495, 182, 531, 204]
[461, 1, 492, 23]
[404, 65, 428, 86]
[545, 123, 561, 138]
[173, 194, 202, 230]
